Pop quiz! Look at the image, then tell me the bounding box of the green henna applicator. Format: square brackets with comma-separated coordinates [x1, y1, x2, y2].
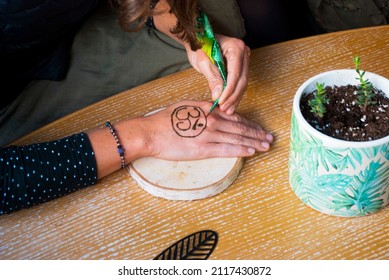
[196, 12, 227, 113]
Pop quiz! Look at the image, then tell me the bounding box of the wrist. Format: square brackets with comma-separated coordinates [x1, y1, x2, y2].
[114, 118, 151, 164]
[87, 117, 151, 178]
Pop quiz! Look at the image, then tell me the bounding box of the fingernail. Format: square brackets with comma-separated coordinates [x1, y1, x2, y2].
[248, 147, 256, 155]
[212, 86, 222, 100]
[261, 141, 270, 150]
[266, 133, 273, 143]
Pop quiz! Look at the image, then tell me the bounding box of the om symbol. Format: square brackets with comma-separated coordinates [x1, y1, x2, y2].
[171, 105, 207, 138]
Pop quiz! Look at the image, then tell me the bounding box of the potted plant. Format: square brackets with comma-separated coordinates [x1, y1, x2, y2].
[288, 57, 389, 217]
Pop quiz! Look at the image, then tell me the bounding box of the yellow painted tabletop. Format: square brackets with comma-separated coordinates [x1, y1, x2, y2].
[1, 25, 389, 260]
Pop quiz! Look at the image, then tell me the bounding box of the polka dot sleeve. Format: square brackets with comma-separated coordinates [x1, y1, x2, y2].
[0, 133, 98, 215]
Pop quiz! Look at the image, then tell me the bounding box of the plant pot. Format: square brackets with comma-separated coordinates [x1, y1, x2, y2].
[289, 69, 389, 217]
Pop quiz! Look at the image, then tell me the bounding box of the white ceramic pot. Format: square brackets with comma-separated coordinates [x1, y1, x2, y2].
[289, 69, 389, 217]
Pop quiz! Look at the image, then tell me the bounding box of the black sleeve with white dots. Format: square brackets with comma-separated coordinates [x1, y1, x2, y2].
[0, 133, 98, 215]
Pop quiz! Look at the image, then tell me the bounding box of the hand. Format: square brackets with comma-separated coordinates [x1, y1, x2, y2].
[89, 100, 273, 178]
[140, 100, 273, 161]
[186, 35, 251, 115]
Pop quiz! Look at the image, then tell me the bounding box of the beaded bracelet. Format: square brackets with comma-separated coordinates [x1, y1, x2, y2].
[105, 121, 126, 169]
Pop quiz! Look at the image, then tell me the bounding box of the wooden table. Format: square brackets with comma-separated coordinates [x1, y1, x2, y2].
[1, 25, 389, 260]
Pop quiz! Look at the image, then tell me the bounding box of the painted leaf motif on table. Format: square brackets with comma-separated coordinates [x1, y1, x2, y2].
[154, 230, 218, 260]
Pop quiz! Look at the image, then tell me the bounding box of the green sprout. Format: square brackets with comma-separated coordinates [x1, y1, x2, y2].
[308, 82, 329, 118]
[353, 56, 376, 107]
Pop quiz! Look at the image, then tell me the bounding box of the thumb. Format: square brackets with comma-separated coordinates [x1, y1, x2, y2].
[187, 49, 225, 101]
[200, 62, 224, 101]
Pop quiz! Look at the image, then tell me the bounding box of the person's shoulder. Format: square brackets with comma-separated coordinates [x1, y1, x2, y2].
[201, 0, 246, 38]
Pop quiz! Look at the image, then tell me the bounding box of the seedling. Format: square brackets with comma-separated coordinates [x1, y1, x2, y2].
[308, 82, 329, 118]
[353, 56, 376, 108]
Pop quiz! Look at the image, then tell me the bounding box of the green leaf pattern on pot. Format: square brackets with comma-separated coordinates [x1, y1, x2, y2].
[331, 161, 387, 215]
[289, 112, 389, 216]
[380, 145, 389, 161]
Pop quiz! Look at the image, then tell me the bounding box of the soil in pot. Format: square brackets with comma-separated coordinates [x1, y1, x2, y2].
[300, 84, 389, 141]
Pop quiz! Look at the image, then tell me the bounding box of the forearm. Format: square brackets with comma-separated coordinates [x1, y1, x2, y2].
[0, 133, 98, 214]
[0, 118, 150, 215]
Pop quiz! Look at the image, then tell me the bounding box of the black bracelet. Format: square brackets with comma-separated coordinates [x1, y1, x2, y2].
[105, 121, 126, 169]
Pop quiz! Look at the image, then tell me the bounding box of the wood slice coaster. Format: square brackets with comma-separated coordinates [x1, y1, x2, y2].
[128, 157, 244, 200]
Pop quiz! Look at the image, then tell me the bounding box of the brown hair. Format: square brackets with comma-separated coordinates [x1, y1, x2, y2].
[111, 0, 202, 50]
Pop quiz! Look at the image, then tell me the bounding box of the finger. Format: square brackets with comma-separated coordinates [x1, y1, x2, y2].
[217, 49, 242, 105]
[194, 52, 225, 101]
[208, 110, 274, 144]
[220, 45, 251, 114]
[209, 118, 272, 150]
[210, 128, 272, 152]
[228, 46, 251, 113]
[200, 142, 257, 158]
